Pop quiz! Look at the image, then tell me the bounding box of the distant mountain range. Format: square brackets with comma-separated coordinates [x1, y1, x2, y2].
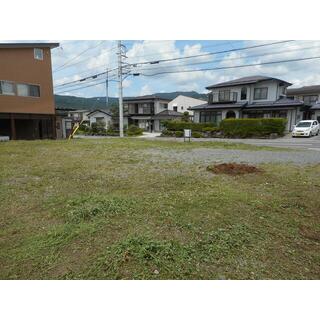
[54, 91, 207, 110]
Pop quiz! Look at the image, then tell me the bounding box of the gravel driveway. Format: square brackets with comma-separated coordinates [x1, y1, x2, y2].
[144, 148, 320, 165]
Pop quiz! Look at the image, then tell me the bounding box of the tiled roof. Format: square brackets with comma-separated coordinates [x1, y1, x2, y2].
[310, 102, 320, 110]
[246, 98, 304, 108]
[152, 110, 184, 119]
[189, 98, 304, 111]
[206, 76, 291, 89]
[189, 102, 247, 110]
[87, 109, 112, 117]
[0, 42, 59, 49]
[287, 85, 320, 95]
[123, 95, 171, 102]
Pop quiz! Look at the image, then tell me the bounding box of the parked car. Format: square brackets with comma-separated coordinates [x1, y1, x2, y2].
[292, 120, 320, 137]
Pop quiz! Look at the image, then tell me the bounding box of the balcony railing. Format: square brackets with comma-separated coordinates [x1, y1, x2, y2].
[208, 91, 238, 104]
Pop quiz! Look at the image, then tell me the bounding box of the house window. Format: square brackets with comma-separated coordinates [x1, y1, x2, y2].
[199, 111, 222, 125]
[160, 103, 168, 109]
[303, 95, 318, 104]
[17, 83, 40, 97]
[34, 48, 44, 60]
[241, 87, 247, 100]
[181, 106, 184, 110]
[173, 106, 178, 112]
[219, 90, 230, 102]
[0, 81, 15, 95]
[95, 117, 105, 124]
[254, 87, 268, 100]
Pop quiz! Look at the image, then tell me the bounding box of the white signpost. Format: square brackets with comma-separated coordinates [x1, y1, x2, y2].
[184, 129, 191, 142]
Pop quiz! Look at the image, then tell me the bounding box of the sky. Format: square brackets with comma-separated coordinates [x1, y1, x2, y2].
[38, 40, 320, 97]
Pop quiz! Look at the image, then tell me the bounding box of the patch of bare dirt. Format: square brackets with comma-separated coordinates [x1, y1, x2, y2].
[207, 163, 262, 175]
[299, 226, 320, 242]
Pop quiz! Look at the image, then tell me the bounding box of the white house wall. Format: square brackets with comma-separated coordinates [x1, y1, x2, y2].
[210, 80, 284, 104]
[89, 112, 112, 129]
[168, 95, 205, 115]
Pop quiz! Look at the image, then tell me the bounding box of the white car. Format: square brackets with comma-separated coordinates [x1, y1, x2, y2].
[292, 120, 320, 137]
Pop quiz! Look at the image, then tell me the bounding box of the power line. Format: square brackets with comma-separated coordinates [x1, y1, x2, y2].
[125, 40, 238, 60]
[55, 78, 111, 94]
[134, 44, 320, 73]
[53, 46, 117, 73]
[54, 66, 119, 88]
[137, 55, 320, 77]
[53, 40, 106, 72]
[127, 40, 294, 66]
[53, 41, 294, 89]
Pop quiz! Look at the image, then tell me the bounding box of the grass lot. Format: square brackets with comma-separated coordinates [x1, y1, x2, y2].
[0, 138, 319, 279]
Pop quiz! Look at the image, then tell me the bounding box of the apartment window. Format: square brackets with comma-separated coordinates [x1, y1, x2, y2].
[17, 83, 40, 97]
[29, 85, 40, 97]
[303, 95, 318, 104]
[241, 87, 247, 100]
[34, 48, 44, 60]
[254, 87, 268, 100]
[219, 90, 230, 102]
[0, 81, 15, 95]
[200, 111, 222, 125]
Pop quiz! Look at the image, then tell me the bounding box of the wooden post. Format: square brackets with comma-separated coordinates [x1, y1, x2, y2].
[10, 114, 16, 140]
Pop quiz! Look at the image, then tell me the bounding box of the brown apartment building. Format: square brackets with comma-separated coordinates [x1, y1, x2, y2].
[0, 42, 59, 139]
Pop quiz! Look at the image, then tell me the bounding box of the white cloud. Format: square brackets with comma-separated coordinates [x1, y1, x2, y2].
[122, 79, 132, 88]
[140, 84, 152, 96]
[52, 40, 320, 97]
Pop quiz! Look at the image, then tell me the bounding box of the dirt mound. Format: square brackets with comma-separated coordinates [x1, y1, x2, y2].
[207, 163, 262, 175]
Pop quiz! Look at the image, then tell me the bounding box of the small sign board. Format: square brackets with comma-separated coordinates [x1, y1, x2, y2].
[184, 129, 191, 142]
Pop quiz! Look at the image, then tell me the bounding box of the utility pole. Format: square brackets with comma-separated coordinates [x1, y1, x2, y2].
[117, 40, 124, 138]
[105, 69, 109, 109]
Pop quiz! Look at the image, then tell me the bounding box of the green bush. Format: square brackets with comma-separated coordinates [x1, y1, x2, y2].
[175, 131, 184, 137]
[162, 120, 216, 132]
[192, 132, 204, 138]
[106, 129, 119, 136]
[127, 124, 144, 136]
[220, 118, 287, 138]
[203, 127, 219, 133]
[90, 122, 107, 135]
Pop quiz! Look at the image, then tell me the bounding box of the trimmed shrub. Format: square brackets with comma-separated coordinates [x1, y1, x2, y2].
[90, 122, 107, 135]
[162, 120, 217, 132]
[192, 132, 204, 138]
[127, 124, 144, 136]
[174, 131, 184, 137]
[220, 118, 287, 138]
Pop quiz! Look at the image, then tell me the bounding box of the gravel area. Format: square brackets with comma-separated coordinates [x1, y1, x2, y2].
[143, 148, 320, 165]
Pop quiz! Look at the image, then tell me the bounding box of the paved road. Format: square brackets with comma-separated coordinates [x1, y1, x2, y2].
[144, 134, 320, 151]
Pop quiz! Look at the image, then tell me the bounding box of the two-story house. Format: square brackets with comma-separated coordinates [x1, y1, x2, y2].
[124, 95, 183, 132]
[190, 76, 305, 131]
[287, 85, 320, 123]
[0, 42, 59, 139]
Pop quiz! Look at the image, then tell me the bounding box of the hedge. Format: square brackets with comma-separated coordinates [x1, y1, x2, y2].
[219, 118, 287, 138]
[162, 120, 217, 132]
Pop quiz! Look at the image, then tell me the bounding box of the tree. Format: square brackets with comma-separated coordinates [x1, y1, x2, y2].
[181, 111, 190, 122]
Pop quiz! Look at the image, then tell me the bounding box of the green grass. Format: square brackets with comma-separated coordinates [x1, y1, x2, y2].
[0, 138, 319, 279]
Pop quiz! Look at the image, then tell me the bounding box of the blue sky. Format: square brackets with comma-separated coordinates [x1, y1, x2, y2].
[50, 40, 320, 97]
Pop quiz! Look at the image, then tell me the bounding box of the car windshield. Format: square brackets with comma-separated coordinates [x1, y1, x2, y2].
[296, 122, 311, 127]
